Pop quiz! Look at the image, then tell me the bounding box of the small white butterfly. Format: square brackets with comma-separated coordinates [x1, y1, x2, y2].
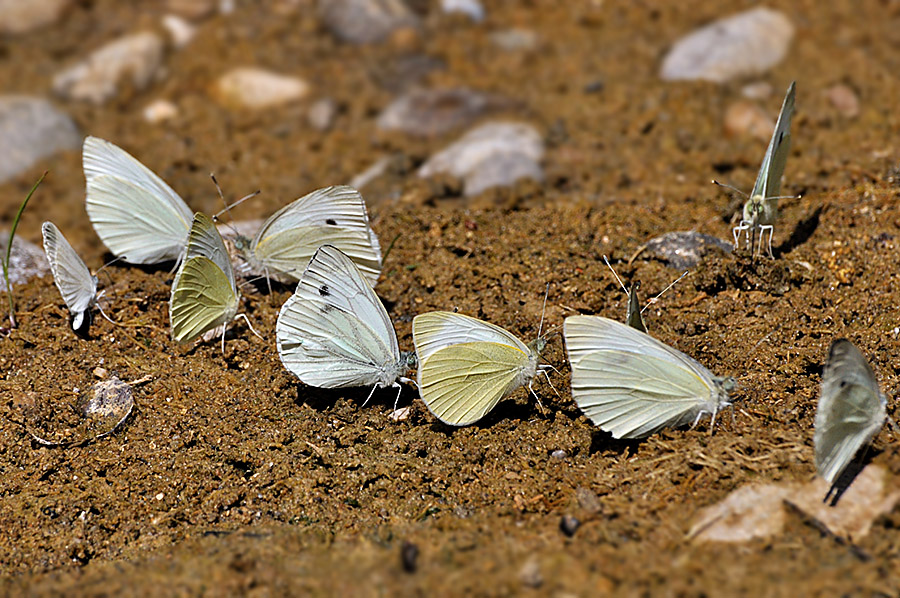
[41, 221, 103, 330]
[564, 315, 733, 439]
[815, 339, 890, 486]
[413, 311, 550, 426]
[231, 185, 382, 286]
[84, 136, 193, 265]
[276, 245, 415, 407]
[170, 212, 254, 349]
[732, 81, 796, 258]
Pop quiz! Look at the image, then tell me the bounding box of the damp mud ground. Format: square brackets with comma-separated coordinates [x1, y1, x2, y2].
[3, 1, 900, 596]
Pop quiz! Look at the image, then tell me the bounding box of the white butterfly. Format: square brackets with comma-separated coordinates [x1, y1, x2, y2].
[84, 136, 193, 265]
[41, 221, 102, 330]
[231, 185, 382, 286]
[276, 245, 415, 406]
[412, 311, 549, 426]
[815, 339, 889, 486]
[170, 212, 249, 348]
[564, 315, 733, 439]
[732, 81, 796, 258]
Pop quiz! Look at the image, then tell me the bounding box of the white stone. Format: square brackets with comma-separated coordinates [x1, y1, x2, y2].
[418, 122, 544, 196]
[441, 0, 484, 22]
[214, 68, 310, 110]
[660, 8, 794, 83]
[162, 14, 197, 48]
[53, 32, 166, 105]
[143, 99, 179, 123]
[318, 0, 419, 45]
[0, 232, 49, 292]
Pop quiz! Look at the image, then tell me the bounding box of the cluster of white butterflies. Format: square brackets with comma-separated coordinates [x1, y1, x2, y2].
[38, 80, 892, 490]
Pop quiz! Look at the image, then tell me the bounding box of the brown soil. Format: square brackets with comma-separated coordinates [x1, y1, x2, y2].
[2, 1, 900, 596]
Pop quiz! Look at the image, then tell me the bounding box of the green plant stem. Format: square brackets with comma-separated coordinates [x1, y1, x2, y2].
[3, 171, 47, 330]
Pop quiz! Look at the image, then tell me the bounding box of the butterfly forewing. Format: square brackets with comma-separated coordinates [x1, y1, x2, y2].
[750, 81, 795, 201]
[83, 136, 192, 264]
[564, 315, 728, 439]
[41, 222, 97, 327]
[170, 213, 239, 343]
[276, 245, 402, 388]
[814, 339, 887, 484]
[250, 185, 382, 285]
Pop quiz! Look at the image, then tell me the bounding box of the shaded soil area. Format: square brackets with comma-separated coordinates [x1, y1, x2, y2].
[2, 1, 900, 595]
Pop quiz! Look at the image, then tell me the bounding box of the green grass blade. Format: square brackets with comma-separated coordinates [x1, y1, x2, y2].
[3, 171, 47, 330]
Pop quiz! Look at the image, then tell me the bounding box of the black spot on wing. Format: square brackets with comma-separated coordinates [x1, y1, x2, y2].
[319, 284, 330, 296]
[326, 219, 337, 225]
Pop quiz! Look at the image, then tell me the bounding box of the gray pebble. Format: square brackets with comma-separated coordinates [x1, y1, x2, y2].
[0, 96, 81, 184]
[377, 87, 503, 138]
[643, 231, 733, 270]
[319, 0, 419, 45]
[0, 231, 49, 291]
[418, 121, 544, 196]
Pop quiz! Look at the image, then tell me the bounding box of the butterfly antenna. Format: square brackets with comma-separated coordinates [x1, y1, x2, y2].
[236, 313, 263, 340]
[95, 256, 124, 280]
[537, 282, 550, 338]
[210, 173, 261, 222]
[642, 270, 689, 314]
[712, 179, 748, 199]
[603, 255, 628, 293]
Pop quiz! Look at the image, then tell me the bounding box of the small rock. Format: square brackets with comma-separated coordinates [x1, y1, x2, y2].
[319, 0, 419, 45]
[489, 28, 538, 51]
[307, 98, 337, 131]
[0, 96, 81, 184]
[0, 0, 72, 34]
[53, 32, 166, 105]
[441, 0, 484, 22]
[660, 8, 794, 83]
[77, 375, 135, 438]
[0, 232, 50, 291]
[350, 156, 392, 190]
[550, 449, 567, 460]
[740, 81, 773, 100]
[826, 84, 859, 119]
[143, 99, 179, 123]
[575, 487, 601, 515]
[418, 121, 544, 196]
[559, 515, 580, 537]
[377, 87, 505, 138]
[165, 0, 215, 20]
[92, 367, 108, 379]
[162, 14, 197, 48]
[388, 406, 410, 421]
[643, 231, 733, 270]
[518, 557, 543, 588]
[688, 483, 789, 543]
[724, 101, 774, 142]
[400, 540, 419, 573]
[213, 68, 310, 110]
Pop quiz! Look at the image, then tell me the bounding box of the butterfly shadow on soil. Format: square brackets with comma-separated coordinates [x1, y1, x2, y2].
[824, 447, 880, 506]
[774, 205, 822, 258]
[588, 430, 645, 456]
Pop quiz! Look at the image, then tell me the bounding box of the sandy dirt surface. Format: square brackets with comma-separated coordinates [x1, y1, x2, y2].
[2, 1, 900, 595]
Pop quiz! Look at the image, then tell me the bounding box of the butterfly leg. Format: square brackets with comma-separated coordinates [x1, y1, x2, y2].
[391, 381, 403, 412]
[220, 321, 227, 354]
[760, 224, 775, 258]
[361, 384, 379, 408]
[537, 366, 561, 399]
[527, 380, 546, 416]
[732, 220, 751, 250]
[235, 313, 263, 340]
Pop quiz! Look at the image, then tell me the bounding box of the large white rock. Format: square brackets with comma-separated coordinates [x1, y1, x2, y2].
[418, 122, 544, 196]
[213, 68, 310, 110]
[53, 32, 166, 105]
[0, 96, 81, 184]
[0, 233, 49, 292]
[660, 8, 794, 83]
